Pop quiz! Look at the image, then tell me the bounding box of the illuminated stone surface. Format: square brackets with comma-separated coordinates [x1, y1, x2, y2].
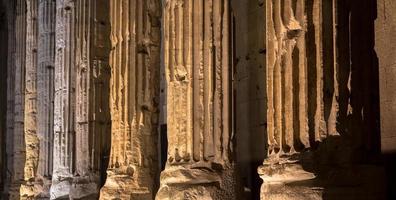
[0, 0, 393, 199]
[156, 0, 239, 199]
[99, 0, 161, 199]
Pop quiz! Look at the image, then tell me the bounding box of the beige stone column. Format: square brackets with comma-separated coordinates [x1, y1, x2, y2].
[21, 0, 39, 199]
[259, 0, 339, 199]
[156, 0, 238, 199]
[51, 0, 76, 199]
[100, 0, 161, 199]
[36, 0, 56, 198]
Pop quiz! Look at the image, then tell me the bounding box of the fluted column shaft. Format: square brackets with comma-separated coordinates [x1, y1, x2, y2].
[52, 0, 111, 199]
[73, 0, 111, 198]
[36, 0, 56, 198]
[5, 0, 27, 199]
[259, 0, 339, 199]
[100, 0, 161, 199]
[20, 0, 39, 199]
[51, 0, 76, 199]
[156, 0, 238, 199]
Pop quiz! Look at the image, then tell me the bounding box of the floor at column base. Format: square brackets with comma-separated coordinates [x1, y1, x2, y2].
[70, 181, 99, 200]
[260, 182, 323, 200]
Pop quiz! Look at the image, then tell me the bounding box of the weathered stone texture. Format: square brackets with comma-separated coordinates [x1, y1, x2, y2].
[51, 0, 76, 198]
[5, 0, 27, 199]
[156, 0, 239, 199]
[51, 0, 111, 199]
[100, 0, 161, 199]
[20, 0, 39, 199]
[260, 4, 322, 197]
[36, 0, 56, 198]
[260, 0, 383, 199]
[73, 0, 111, 198]
[0, 0, 391, 199]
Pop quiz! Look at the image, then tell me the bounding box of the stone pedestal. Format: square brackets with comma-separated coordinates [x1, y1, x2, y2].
[157, 164, 238, 200]
[258, 158, 319, 200]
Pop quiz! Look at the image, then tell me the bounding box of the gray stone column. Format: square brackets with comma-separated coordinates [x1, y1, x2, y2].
[51, 0, 76, 199]
[99, 0, 161, 199]
[156, 0, 239, 199]
[51, 0, 111, 199]
[36, 0, 56, 198]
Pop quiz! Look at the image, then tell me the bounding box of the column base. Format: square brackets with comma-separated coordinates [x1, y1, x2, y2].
[156, 163, 239, 200]
[7, 182, 24, 200]
[258, 162, 319, 200]
[19, 177, 51, 200]
[34, 177, 52, 199]
[258, 161, 387, 200]
[50, 177, 72, 200]
[20, 182, 35, 200]
[100, 176, 152, 200]
[51, 172, 100, 200]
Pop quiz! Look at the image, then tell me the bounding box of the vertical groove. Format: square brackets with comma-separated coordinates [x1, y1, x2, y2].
[22, 1, 39, 198]
[266, 0, 276, 155]
[100, 0, 160, 198]
[164, 0, 232, 165]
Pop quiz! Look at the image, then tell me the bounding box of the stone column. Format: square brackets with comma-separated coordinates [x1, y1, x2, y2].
[156, 0, 238, 199]
[20, 0, 39, 199]
[5, 0, 27, 199]
[100, 0, 161, 199]
[259, 0, 339, 199]
[52, 0, 112, 199]
[51, 0, 76, 199]
[73, 0, 111, 198]
[36, 0, 56, 198]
